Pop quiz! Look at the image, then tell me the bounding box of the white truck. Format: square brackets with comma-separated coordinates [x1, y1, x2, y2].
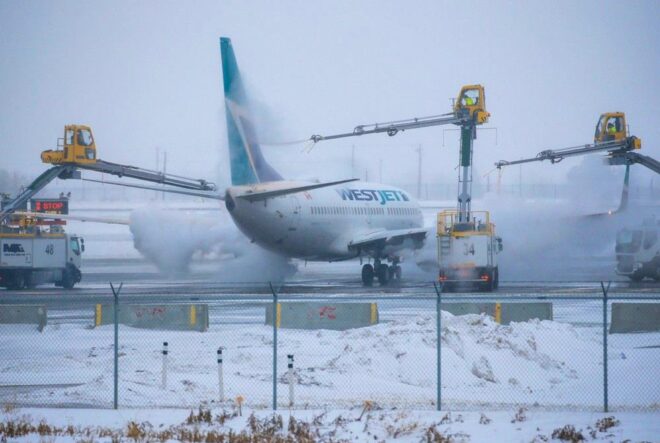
[0, 227, 84, 290]
[615, 217, 660, 281]
[437, 210, 503, 291]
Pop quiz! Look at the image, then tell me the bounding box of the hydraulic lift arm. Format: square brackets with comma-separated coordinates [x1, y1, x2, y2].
[495, 112, 650, 173]
[610, 151, 660, 175]
[1, 125, 217, 221]
[494, 137, 641, 168]
[0, 166, 72, 217]
[311, 113, 466, 142]
[310, 85, 490, 143]
[67, 159, 216, 191]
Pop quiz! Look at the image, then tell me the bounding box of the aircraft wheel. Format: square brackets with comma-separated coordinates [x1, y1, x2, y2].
[376, 264, 389, 285]
[361, 264, 374, 286]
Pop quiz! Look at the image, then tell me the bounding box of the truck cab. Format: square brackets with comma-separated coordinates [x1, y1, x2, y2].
[437, 210, 503, 291]
[454, 85, 490, 124]
[0, 224, 84, 290]
[41, 125, 98, 165]
[615, 218, 660, 281]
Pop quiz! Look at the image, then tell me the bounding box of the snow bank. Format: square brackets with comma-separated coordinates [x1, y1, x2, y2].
[0, 312, 657, 410]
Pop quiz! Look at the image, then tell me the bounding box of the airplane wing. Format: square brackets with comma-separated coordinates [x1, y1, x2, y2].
[14, 211, 130, 225]
[348, 227, 428, 256]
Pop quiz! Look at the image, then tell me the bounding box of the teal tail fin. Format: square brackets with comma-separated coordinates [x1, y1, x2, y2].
[220, 37, 282, 186]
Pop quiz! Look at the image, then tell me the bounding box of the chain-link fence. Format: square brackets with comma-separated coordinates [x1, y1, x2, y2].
[0, 284, 658, 411]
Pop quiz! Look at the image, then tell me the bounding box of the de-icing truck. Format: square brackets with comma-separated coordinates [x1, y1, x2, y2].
[0, 216, 84, 290]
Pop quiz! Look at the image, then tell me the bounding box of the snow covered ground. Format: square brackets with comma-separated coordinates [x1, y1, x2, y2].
[1, 310, 658, 412]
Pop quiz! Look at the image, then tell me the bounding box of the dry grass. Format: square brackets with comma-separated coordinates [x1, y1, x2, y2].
[0, 406, 331, 443]
[551, 424, 585, 442]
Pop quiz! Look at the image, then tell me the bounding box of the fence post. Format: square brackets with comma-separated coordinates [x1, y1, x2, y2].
[270, 282, 279, 410]
[433, 282, 443, 411]
[217, 348, 224, 402]
[288, 354, 294, 407]
[109, 282, 123, 410]
[600, 281, 610, 412]
[162, 342, 169, 389]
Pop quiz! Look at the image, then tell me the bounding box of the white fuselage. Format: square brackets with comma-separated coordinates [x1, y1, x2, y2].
[225, 181, 423, 261]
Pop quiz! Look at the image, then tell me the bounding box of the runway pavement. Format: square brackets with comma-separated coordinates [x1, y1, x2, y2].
[1, 258, 658, 329]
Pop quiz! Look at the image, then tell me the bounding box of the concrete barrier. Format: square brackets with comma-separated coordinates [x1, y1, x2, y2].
[95, 304, 209, 332]
[266, 302, 378, 330]
[610, 303, 660, 333]
[0, 305, 47, 332]
[441, 302, 553, 325]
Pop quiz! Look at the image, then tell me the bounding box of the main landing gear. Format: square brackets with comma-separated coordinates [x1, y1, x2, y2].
[361, 258, 402, 286]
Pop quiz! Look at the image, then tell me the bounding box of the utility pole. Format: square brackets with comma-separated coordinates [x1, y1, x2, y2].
[416, 145, 422, 200]
[162, 151, 167, 201]
[155, 147, 160, 200]
[351, 145, 355, 178]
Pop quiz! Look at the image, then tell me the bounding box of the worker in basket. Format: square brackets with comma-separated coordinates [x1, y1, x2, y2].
[607, 122, 617, 136]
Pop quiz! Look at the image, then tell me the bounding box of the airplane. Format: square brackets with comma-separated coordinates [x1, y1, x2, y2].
[14, 37, 428, 286]
[217, 37, 426, 285]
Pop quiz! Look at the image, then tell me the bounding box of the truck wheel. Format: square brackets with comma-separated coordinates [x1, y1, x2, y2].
[62, 266, 76, 289]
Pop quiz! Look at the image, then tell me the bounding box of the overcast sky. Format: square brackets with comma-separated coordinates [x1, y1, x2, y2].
[1, 0, 658, 193]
